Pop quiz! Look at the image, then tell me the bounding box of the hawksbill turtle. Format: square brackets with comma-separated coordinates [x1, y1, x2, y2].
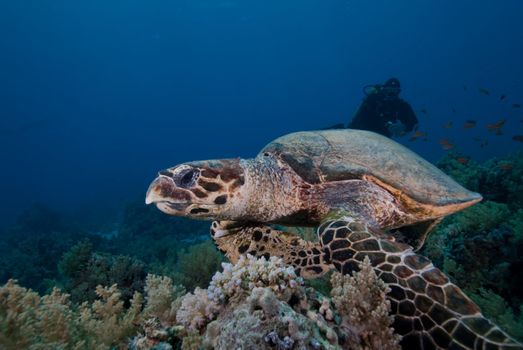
[145, 129, 522, 349]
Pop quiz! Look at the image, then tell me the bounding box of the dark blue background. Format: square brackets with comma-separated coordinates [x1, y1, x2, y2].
[1, 0, 522, 228]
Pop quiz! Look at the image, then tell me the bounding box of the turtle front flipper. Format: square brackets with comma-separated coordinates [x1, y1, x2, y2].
[319, 218, 523, 350]
[210, 221, 332, 278]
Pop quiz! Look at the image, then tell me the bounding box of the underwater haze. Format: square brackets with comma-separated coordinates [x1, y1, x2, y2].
[1, 0, 523, 228]
[2, 2, 523, 349]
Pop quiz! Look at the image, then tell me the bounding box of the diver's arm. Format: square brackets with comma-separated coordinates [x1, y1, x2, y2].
[398, 101, 418, 132]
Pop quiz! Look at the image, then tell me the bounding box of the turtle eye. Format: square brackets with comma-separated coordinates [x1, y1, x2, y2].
[176, 169, 199, 188]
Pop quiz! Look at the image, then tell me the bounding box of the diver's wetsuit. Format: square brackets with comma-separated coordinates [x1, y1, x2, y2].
[348, 92, 418, 137]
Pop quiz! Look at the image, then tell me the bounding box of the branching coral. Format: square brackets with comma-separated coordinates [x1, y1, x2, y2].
[204, 287, 339, 350]
[176, 287, 221, 331]
[0, 275, 188, 350]
[207, 254, 303, 304]
[78, 284, 143, 346]
[330, 256, 401, 350]
[0, 279, 142, 349]
[142, 274, 185, 326]
[1, 253, 405, 349]
[173, 255, 400, 349]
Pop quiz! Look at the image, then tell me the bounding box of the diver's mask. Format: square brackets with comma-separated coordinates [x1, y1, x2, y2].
[382, 86, 401, 100]
[363, 84, 400, 99]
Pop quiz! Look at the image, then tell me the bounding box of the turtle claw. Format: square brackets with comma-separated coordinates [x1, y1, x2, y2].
[210, 221, 240, 238]
[210, 222, 331, 278]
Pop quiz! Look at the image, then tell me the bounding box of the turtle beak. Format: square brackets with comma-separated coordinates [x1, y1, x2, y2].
[145, 174, 191, 206]
[145, 175, 172, 205]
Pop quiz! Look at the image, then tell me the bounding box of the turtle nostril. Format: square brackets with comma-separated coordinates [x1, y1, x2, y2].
[159, 170, 172, 178]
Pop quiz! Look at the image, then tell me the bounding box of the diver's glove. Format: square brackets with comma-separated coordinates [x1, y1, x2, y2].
[387, 120, 406, 137]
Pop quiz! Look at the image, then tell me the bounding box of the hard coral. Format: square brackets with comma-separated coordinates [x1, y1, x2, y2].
[176, 287, 221, 331]
[173, 255, 399, 350]
[207, 254, 303, 304]
[204, 287, 337, 350]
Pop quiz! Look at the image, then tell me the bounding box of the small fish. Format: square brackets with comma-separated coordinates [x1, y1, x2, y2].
[500, 94, 507, 101]
[499, 163, 513, 172]
[409, 130, 427, 141]
[452, 108, 456, 113]
[480, 140, 489, 148]
[513, 103, 521, 108]
[439, 138, 454, 150]
[457, 157, 469, 165]
[473, 137, 482, 142]
[463, 85, 468, 91]
[486, 119, 506, 135]
[443, 121, 453, 129]
[512, 135, 523, 143]
[420, 108, 428, 115]
[479, 88, 490, 96]
[463, 120, 476, 129]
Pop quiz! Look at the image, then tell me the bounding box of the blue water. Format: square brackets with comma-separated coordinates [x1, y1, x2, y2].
[1, 0, 522, 228]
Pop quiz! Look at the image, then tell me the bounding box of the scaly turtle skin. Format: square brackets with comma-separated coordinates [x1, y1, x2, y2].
[146, 129, 522, 349]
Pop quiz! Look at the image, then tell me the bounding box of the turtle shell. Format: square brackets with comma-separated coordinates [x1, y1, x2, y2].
[258, 129, 480, 206]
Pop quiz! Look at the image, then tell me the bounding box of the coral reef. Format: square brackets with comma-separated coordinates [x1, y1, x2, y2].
[173, 254, 397, 349]
[437, 151, 523, 209]
[3, 152, 522, 346]
[0, 201, 223, 306]
[59, 240, 147, 304]
[424, 151, 523, 341]
[176, 287, 221, 331]
[1, 255, 400, 349]
[204, 286, 335, 350]
[207, 254, 303, 303]
[0, 204, 105, 293]
[155, 240, 224, 292]
[470, 288, 523, 341]
[0, 279, 142, 349]
[113, 201, 208, 264]
[142, 274, 185, 325]
[1, 274, 188, 350]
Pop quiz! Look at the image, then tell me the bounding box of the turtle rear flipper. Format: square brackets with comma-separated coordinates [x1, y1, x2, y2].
[390, 218, 443, 251]
[319, 217, 523, 350]
[211, 221, 332, 279]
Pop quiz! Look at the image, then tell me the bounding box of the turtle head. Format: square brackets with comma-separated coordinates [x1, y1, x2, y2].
[145, 158, 245, 220]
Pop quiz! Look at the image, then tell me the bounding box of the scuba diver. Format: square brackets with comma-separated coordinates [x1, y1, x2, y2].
[348, 78, 418, 137]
